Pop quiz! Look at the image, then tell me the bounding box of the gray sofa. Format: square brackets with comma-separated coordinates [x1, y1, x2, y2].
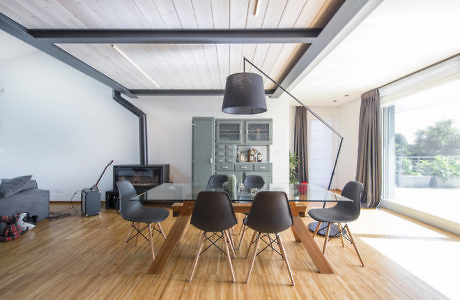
[0, 180, 50, 221]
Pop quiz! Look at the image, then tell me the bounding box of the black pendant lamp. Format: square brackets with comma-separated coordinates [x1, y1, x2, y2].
[222, 72, 267, 114]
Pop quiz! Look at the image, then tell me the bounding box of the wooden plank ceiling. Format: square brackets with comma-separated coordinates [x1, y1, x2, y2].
[0, 0, 342, 91]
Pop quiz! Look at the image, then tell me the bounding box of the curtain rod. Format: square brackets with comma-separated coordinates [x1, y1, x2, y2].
[378, 52, 460, 90]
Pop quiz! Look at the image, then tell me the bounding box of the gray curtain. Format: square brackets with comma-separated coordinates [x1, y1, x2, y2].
[294, 107, 308, 182]
[356, 89, 382, 208]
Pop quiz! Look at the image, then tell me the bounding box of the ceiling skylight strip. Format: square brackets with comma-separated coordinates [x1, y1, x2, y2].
[111, 44, 160, 88]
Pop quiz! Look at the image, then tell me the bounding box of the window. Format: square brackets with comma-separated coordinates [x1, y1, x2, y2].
[381, 55, 460, 229]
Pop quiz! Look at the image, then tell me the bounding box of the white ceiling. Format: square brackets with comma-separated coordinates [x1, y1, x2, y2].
[290, 0, 460, 106]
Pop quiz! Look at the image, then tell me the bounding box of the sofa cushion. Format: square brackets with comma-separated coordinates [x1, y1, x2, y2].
[0, 175, 32, 198]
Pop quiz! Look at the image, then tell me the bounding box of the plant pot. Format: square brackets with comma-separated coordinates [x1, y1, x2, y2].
[435, 176, 460, 188]
[397, 175, 432, 188]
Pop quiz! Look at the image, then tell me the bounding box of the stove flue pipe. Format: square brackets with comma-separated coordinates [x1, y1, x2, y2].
[112, 90, 148, 165]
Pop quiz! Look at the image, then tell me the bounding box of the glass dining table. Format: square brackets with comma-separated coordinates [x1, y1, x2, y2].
[132, 182, 351, 275]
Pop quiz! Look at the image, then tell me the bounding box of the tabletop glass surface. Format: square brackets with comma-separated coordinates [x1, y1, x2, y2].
[131, 183, 351, 203]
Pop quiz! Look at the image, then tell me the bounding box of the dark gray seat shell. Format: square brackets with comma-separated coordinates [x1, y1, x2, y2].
[118, 180, 169, 224]
[243, 175, 265, 190]
[191, 191, 237, 232]
[207, 174, 229, 189]
[308, 181, 363, 223]
[246, 191, 293, 233]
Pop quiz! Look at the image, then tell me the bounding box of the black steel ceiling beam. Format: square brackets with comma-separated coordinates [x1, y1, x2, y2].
[28, 28, 321, 44]
[130, 89, 276, 96]
[0, 13, 135, 98]
[272, 0, 378, 98]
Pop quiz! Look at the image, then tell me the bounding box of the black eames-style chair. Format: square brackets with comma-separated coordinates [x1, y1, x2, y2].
[188, 191, 238, 282]
[243, 175, 265, 191]
[308, 181, 365, 267]
[207, 174, 229, 189]
[114, 180, 169, 264]
[245, 191, 295, 286]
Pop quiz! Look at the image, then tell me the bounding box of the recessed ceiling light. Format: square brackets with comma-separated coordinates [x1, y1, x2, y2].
[111, 44, 160, 88]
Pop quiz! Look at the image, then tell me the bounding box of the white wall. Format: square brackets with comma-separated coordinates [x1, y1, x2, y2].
[336, 98, 361, 188]
[135, 95, 291, 184]
[0, 51, 139, 201]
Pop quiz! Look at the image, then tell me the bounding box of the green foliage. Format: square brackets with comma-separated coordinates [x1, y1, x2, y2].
[411, 120, 460, 156]
[289, 151, 300, 184]
[395, 133, 411, 156]
[400, 158, 422, 176]
[419, 156, 460, 182]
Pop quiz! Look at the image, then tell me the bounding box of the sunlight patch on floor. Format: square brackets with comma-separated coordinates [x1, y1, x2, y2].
[354, 209, 459, 300]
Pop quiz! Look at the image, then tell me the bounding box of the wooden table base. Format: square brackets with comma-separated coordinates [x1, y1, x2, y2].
[147, 201, 334, 274]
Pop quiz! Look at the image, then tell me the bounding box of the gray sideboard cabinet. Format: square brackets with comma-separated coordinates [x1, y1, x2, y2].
[193, 117, 273, 187]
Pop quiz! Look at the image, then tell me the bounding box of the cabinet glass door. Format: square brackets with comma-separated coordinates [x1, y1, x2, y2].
[245, 121, 272, 145]
[216, 121, 243, 143]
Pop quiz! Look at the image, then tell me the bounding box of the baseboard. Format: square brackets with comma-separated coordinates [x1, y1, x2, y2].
[381, 199, 460, 235]
[50, 201, 106, 203]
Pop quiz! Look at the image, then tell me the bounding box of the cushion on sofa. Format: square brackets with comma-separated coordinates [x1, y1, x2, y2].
[0, 175, 33, 198]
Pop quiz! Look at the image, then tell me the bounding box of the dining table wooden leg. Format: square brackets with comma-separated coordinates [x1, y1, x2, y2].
[289, 202, 334, 274]
[147, 201, 195, 274]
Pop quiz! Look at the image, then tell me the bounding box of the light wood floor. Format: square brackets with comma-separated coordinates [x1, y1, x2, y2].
[0, 203, 455, 299]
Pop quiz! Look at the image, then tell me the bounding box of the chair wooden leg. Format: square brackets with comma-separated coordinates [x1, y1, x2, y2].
[312, 221, 322, 238]
[245, 232, 260, 283]
[157, 222, 167, 240]
[188, 232, 206, 282]
[237, 224, 247, 250]
[225, 230, 236, 258]
[322, 223, 331, 254]
[223, 231, 236, 283]
[245, 230, 257, 258]
[148, 223, 155, 261]
[338, 223, 345, 248]
[276, 234, 295, 286]
[344, 224, 365, 267]
[114, 222, 134, 265]
[227, 229, 236, 250]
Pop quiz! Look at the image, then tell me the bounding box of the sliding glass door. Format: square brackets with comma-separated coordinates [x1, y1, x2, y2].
[381, 77, 460, 226]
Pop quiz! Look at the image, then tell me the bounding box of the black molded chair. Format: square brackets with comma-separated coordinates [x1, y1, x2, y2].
[245, 191, 295, 286]
[243, 175, 265, 191]
[189, 191, 238, 282]
[308, 181, 364, 267]
[114, 180, 169, 264]
[207, 174, 228, 189]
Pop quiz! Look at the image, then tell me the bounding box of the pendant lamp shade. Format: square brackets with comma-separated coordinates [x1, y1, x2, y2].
[222, 72, 267, 114]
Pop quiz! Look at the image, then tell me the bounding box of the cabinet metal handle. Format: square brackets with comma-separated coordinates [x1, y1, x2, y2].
[241, 166, 247, 169]
[209, 157, 213, 164]
[260, 166, 266, 169]
[223, 166, 228, 169]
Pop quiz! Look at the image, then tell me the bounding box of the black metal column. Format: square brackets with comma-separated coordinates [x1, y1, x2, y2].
[112, 90, 148, 165]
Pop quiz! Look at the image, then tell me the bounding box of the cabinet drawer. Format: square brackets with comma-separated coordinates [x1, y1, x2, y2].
[215, 150, 225, 157]
[253, 163, 271, 172]
[215, 157, 225, 164]
[215, 144, 225, 151]
[225, 150, 236, 158]
[235, 163, 253, 171]
[225, 144, 236, 151]
[216, 164, 234, 171]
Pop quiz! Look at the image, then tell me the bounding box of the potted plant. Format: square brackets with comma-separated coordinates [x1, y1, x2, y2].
[420, 156, 460, 187]
[397, 158, 431, 188]
[289, 151, 299, 185]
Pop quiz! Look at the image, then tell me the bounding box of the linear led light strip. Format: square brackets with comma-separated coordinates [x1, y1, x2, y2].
[111, 44, 160, 88]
